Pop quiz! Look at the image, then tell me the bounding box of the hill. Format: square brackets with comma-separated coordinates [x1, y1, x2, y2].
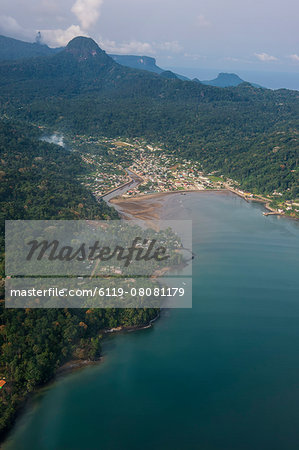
[0, 35, 62, 60]
[0, 35, 250, 87]
[110, 54, 163, 74]
[202, 72, 246, 87]
[0, 36, 298, 198]
[0, 34, 297, 441]
[0, 117, 157, 436]
[201, 72, 261, 88]
[109, 54, 189, 80]
[0, 35, 190, 81]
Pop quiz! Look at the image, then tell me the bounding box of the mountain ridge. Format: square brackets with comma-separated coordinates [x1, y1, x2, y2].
[0, 34, 254, 87]
[110, 54, 163, 74]
[0, 34, 62, 60]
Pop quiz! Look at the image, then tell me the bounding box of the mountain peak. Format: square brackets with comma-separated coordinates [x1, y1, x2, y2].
[217, 73, 243, 81]
[65, 36, 108, 61]
[202, 72, 245, 87]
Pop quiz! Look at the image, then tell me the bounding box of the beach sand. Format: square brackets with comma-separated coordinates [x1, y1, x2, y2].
[110, 193, 167, 222]
[110, 190, 227, 222]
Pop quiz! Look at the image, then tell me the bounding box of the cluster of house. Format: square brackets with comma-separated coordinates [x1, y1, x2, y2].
[124, 146, 215, 195]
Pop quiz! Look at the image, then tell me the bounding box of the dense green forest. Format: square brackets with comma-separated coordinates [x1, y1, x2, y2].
[0, 120, 157, 437]
[0, 37, 298, 198]
[0, 35, 298, 438]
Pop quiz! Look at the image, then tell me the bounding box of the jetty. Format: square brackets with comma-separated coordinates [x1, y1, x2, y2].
[263, 211, 280, 216]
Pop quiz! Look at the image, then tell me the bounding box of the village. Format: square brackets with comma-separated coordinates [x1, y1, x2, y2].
[71, 136, 222, 196]
[66, 134, 298, 218]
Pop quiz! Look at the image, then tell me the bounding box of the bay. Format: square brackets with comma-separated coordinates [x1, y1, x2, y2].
[4, 192, 299, 450]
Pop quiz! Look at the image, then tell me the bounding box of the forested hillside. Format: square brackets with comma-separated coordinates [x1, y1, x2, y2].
[0, 37, 298, 198]
[0, 33, 298, 439]
[0, 120, 156, 437]
[0, 35, 61, 61]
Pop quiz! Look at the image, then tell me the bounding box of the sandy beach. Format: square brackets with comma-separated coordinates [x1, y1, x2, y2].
[110, 189, 228, 221]
[110, 194, 165, 221]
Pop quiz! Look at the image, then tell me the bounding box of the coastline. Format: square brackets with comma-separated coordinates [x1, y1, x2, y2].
[57, 314, 161, 376]
[110, 189, 227, 222]
[107, 164, 297, 220]
[2, 184, 295, 447]
[0, 314, 159, 448]
[110, 188, 298, 221]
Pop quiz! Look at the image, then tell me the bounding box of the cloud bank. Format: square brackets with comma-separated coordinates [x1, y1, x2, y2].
[289, 54, 299, 62]
[71, 0, 104, 30]
[41, 25, 88, 47]
[254, 52, 278, 61]
[0, 14, 32, 40]
[98, 38, 183, 56]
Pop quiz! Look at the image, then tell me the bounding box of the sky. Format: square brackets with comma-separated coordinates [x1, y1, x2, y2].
[0, 0, 298, 74]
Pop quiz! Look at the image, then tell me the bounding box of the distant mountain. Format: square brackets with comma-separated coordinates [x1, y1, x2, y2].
[0, 35, 62, 60]
[0, 36, 203, 102]
[110, 55, 163, 74]
[110, 53, 189, 81]
[0, 36, 293, 109]
[0, 35, 266, 89]
[201, 72, 261, 88]
[0, 34, 190, 82]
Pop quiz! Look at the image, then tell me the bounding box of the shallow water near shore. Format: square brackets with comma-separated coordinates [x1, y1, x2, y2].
[4, 192, 299, 450]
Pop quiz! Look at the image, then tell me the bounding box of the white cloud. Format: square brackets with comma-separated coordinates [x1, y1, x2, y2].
[197, 14, 210, 28]
[98, 39, 183, 56]
[41, 25, 88, 47]
[0, 14, 85, 47]
[71, 0, 104, 30]
[0, 1, 102, 48]
[98, 38, 155, 55]
[289, 54, 299, 62]
[0, 15, 27, 38]
[254, 52, 278, 61]
[0, 15, 37, 41]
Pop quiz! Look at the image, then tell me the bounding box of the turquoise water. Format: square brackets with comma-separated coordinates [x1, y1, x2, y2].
[5, 192, 299, 450]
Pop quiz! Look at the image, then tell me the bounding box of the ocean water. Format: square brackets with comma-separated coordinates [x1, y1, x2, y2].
[4, 192, 299, 450]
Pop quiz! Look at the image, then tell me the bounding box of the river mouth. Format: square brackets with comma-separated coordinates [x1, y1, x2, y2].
[102, 169, 143, 205]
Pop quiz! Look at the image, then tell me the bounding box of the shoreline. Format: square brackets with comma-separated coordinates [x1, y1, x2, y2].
[0, 314, 159, 448]
[2, 182, 295, 446]
[110, 189, 227, 222]
[107, 164, 297, 220]
[110, 188, 298, 221]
